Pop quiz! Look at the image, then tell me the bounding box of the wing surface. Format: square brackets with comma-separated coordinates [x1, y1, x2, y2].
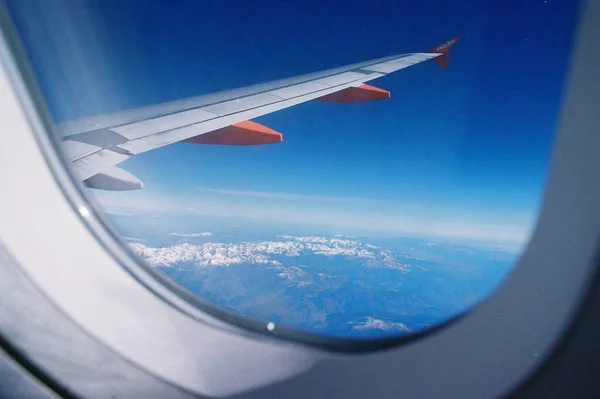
[58, 37, 459, 187]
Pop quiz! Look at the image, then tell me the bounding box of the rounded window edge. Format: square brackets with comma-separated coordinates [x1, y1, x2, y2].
[0, 0, 590, 354]
[1, 1, 600, 398]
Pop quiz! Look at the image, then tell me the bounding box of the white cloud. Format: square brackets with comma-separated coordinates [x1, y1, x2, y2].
[122, 236, 144, 243]
[89, 185, 534, 248]
[169, 232, 213, 237]
[200, 187, 382, 204]
[89, 189, 182, 215]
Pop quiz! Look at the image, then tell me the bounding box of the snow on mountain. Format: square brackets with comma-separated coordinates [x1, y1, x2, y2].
[128, 242, 279, 267]
[274, 265, 312, 286]
[128, 235, 410, 271]
[351, 317, 412, 332]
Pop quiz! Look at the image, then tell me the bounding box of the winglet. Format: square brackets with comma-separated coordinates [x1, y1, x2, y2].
[428, 37, 460, 69]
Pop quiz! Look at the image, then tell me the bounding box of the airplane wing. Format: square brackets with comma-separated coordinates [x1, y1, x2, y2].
[57, 37, 460, 191]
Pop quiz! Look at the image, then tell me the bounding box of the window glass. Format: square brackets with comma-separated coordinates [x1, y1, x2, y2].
[5, 0, 583, 338]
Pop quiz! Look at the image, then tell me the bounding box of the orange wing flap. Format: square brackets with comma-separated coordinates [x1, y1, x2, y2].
[183, 120, 282, 145]
[315, 84, 390, 103]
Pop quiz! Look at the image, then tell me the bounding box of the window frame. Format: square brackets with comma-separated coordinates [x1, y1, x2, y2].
[0, 0, 599, 397]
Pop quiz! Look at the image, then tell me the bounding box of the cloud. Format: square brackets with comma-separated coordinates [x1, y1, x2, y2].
[89, 189, 182, 216]
[122, 236, 144, 243]
[196, 189, 533, 247]
[200, 187, 381, 204]
[169, 232, 213, 237]
[98, 206, 140, 216]
[89, 185, 533, 249]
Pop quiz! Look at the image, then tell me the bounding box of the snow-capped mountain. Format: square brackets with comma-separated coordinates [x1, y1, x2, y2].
[350, 317, 412, 333]
[128, 235, 410, 271]
[120, 232, 515, 337]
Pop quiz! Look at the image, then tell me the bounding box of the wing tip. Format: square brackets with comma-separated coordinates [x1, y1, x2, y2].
[428, 37, 460, 69]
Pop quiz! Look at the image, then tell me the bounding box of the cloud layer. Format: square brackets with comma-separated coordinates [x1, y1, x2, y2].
[200, 187, 384, 204]
[169, 232, 213, 237]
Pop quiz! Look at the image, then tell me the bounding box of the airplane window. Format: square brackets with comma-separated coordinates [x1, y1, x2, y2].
[4, 0, 583, 340]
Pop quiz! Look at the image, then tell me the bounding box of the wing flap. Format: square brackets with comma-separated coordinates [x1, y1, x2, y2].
[83, 165, 143, 191]
[183, 121, 282, 145]
[72, 149, 130, 181]
[316, 84, 390, 102]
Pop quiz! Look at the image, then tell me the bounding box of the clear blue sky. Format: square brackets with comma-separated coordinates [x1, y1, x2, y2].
[7, 0, 582, 248]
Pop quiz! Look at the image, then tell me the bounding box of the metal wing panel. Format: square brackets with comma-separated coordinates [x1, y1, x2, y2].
[61, 140, 102, 162]
[113, 65, 392, 157]
[313, 71, 372, 87]
[269, 82, 330, 99]
[202, 93, 284, 116]
[56, 53, 414, 138]
[112, 108, 218, 140]
[366, 53, 438, 73]
[61, 51, 444, 182]
[72, 149, 130, 181]
[116, 83, 354, 155]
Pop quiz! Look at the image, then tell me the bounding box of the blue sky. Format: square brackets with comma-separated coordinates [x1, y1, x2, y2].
[7, 0, 582, 248]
